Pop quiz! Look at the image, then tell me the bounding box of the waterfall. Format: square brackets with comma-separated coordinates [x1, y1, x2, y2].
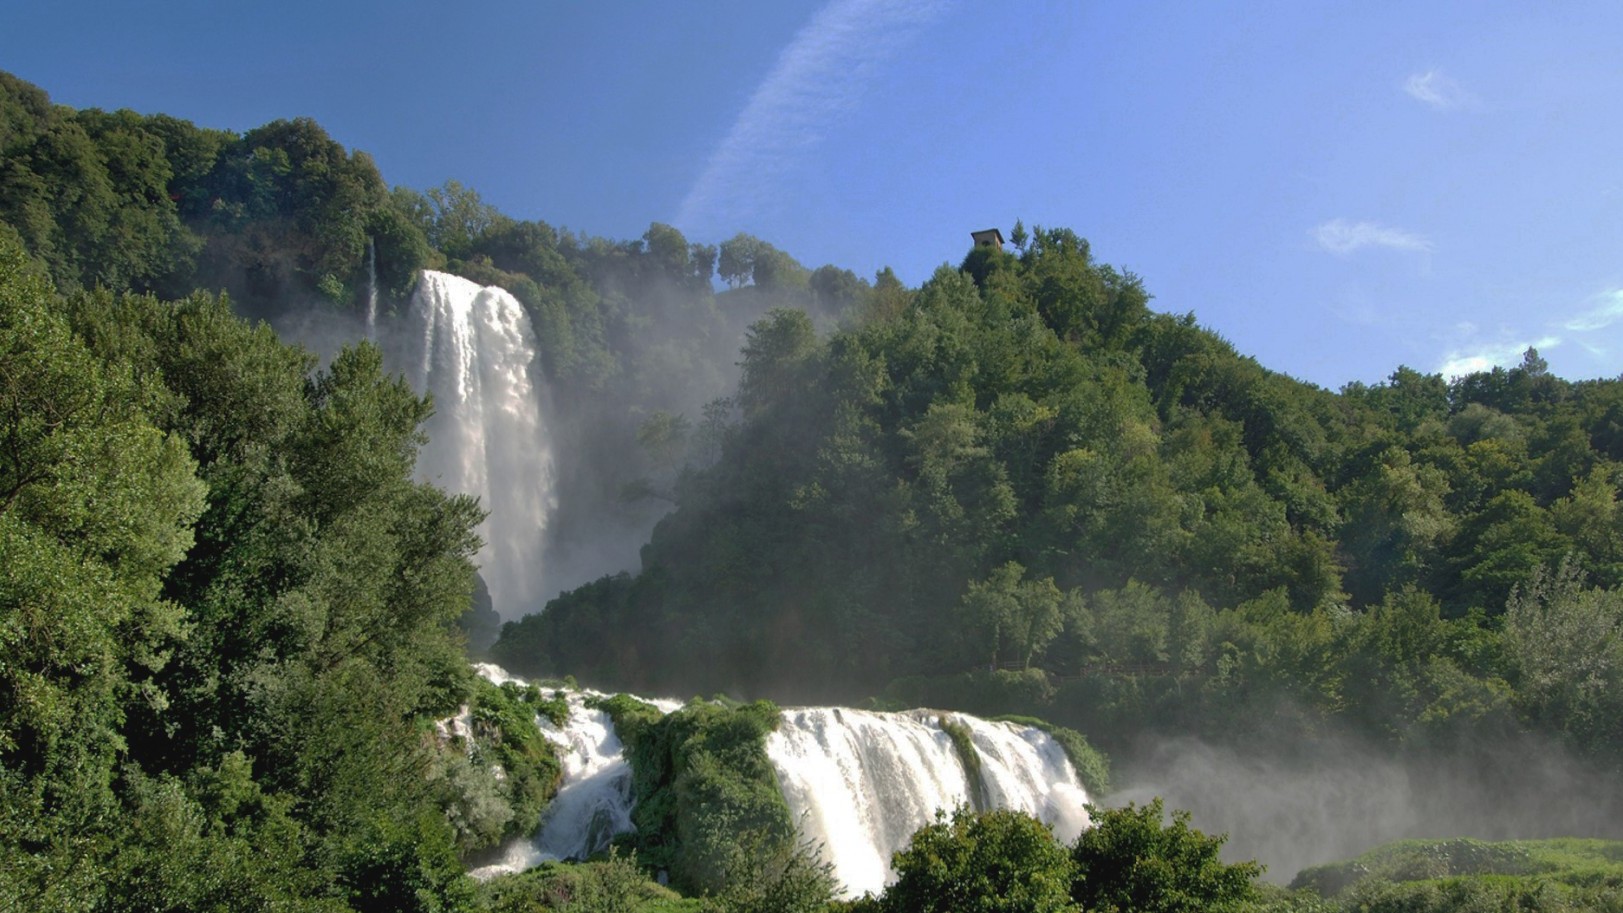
[365, 237, 378, 339]
[770, 708, 1090, 897]
[468, 665, 683, 880]
[465, 666, 1091, 898]
[410, 271, 555, 616]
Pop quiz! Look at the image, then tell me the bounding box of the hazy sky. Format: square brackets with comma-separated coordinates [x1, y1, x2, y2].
[6, 1, 1623, 388]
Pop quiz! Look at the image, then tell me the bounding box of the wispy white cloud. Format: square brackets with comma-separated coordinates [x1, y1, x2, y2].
[1434, 289, 1623, 377]
[1563, 290, 1623, 332]
[675, 0, 949, 236]
[1312, 219, 1433, 255]
[1437, 335, 1561, 378]
[1403, 68, 1477, 110]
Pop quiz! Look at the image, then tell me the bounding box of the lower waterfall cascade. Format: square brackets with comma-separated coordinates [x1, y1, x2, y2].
[463, 665, 1091, 897]
[771, 706, 1090, 897]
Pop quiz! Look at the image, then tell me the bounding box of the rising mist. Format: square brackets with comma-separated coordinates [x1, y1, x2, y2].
[1112, 727, 1623, 883]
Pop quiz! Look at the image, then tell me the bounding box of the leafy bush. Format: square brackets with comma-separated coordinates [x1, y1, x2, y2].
[457, 677, 563, 850]
[479, 851, 705, 913]
[882, 806, 1077, 913]
[1071, 799, 1260, 913]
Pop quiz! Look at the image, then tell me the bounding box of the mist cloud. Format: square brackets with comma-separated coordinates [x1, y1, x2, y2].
[1112, 731, 1623, 884]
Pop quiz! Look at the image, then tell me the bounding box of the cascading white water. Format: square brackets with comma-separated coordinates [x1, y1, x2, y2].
[463, 666, 1091, 898]
[469, 665, 682, 880]
[769, 708, 1090, 898]
[410, 271, 555, 615]
[365, 237, 378, 339]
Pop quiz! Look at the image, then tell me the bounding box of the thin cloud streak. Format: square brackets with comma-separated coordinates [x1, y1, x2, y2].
[1403, 68, 1476, 110]
[675, 0, 948, 236]
[1312, 219, 1433, 255]
[1435, 290, 1623, 377]
[1564, 290, 1623, 332]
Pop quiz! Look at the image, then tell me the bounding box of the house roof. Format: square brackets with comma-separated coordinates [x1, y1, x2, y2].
[970, 228, 1005, 247]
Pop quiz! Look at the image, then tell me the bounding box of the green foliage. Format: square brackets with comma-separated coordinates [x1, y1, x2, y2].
[0, 72, 424, 312]
[1504, 560, 1623, 757]
[1288, 837, 1623, 913]
[434, 677, 563, 852]
[336, 811, 479, 913]
[939, 716, 989, 810]
[882, 806, 1079, 913]
[706, 832, 839, 913]
[98, 765, 343, 913]
[956, 563, 1066, 670]
[1292, 839, 1547, 896]
[0, 233, 204, 840]
[605, 697, 817, 904]
[1070, 799, 1261, 913]
[479, 851, 706, 913]
[0, 220, 490, 909]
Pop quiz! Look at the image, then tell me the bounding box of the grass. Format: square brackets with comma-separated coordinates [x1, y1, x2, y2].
[1290, 837, 1623, 904]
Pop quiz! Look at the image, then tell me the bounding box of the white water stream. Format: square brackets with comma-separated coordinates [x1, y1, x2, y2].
[409, 272, 555, 617]
[465, 666, 1091, 897]
[365, 237, 378, 339]
[771, 707, 1090, 896]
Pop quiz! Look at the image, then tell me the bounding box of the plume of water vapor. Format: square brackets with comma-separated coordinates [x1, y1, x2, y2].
[1112, 729, 1623, 884]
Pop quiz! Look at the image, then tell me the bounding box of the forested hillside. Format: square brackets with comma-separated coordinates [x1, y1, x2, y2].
[498, 230, 1623, 770]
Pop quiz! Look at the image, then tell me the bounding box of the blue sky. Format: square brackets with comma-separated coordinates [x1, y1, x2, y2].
[6, 0, 1623, 388]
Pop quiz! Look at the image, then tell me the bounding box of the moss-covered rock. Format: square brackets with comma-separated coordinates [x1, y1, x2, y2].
[435, 677, 564, 854]
[595, 695, 794, 896]
[938, 716, 990, 812]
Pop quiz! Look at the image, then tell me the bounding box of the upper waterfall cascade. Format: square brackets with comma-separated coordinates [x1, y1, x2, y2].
[409, 271, 555, 616]
[466, 665, 1091, 898]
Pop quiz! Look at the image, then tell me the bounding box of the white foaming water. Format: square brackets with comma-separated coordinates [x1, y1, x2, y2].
[462, 666, 1090, 898]
[469, 665, 682, 880]
[769, 708, 1090, 898]
[410, 271, 555, 616]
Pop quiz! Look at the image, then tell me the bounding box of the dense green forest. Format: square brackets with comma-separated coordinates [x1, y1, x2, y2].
[498, 226, 1623, 771]
[6, 67, 1623, 911]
